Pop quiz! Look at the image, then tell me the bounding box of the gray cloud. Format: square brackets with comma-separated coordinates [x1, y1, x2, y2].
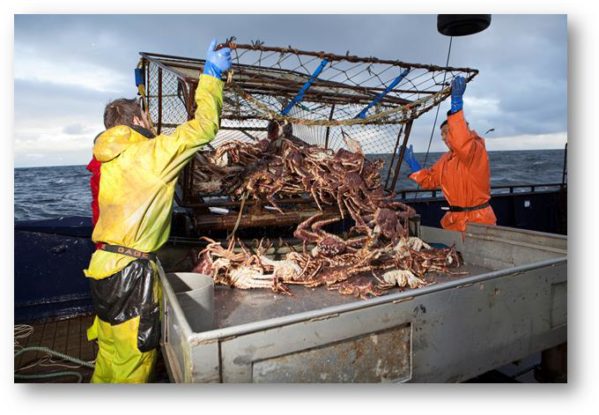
[63, 123, 86, 135]
[14, 14, 567, 166]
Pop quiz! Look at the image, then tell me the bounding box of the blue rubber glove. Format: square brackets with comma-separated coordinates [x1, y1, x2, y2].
[403, 144, 422, 173]
[450, 76, 466, 113]
[203, 38, 232, 79]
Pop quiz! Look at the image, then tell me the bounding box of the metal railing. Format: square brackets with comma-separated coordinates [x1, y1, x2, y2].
[395, 183, 566, 200]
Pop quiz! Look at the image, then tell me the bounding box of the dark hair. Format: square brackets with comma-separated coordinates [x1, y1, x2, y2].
[440, 119, 448, 129]
[103, 98, 142, 129]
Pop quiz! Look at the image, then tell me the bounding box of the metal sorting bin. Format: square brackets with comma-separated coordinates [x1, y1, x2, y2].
[159, 223, 567, 383]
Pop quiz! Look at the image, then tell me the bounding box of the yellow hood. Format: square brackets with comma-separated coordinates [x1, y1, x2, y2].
[93, 125, 149, 162]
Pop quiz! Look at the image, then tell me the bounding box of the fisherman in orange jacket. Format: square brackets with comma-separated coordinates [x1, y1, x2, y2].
[403, 76, 496, 232]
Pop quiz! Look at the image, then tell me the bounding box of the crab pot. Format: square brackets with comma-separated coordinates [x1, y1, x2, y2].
[139, 45, 478, 233]
[157, 223, 567, 383]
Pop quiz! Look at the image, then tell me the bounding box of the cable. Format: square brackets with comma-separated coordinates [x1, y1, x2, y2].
[228, 190, 248, 242]
[14, 346, 95, 369]
[422, 36, 453, 168]
[14, 325, 96, 383]
[14, 324, 33, 349]
[15, 371, 83, 383]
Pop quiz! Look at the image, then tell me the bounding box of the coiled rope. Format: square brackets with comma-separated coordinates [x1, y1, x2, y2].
[14, 324, 95, 383]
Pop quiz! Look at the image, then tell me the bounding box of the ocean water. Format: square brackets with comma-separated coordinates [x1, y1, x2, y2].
[14, 149, 566, 222]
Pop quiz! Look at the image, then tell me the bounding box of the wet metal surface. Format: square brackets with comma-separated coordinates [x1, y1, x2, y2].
[213, 263, 492, 329]
[251, 323, 411, 382]
[160, 225, 566, 382]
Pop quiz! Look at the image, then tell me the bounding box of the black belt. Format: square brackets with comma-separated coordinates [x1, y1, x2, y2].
[98, 243, 157, 261]
[442, 201, 490, 212]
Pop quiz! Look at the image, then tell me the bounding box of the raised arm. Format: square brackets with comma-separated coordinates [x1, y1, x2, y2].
[446, 76, 477, 162]
[142, 39, 232, 179]
[446, 110, 477, 162]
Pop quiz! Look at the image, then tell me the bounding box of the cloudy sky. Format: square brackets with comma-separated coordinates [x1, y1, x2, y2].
[13, 14, 567, 167]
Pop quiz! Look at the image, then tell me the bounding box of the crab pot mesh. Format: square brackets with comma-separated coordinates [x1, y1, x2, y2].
[141, 42, 477, 202]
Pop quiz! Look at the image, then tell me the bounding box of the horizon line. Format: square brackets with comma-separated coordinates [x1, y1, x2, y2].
[14, 147, 567, 169]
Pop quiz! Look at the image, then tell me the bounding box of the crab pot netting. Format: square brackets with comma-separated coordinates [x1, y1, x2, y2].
[141, 43, 477, 198]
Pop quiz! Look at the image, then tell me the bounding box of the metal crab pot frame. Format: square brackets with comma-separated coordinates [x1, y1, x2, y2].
[138, 45, 477, 230]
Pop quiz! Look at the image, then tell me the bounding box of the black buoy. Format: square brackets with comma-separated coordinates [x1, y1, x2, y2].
[437, 14, 491, 37]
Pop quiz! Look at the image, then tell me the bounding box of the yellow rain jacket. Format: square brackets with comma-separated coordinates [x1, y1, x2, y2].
[84, 74, 223, 280]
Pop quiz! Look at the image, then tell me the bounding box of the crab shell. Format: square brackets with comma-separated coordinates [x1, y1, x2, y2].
[259, 256, 303, 282]
[382, 269, 426, 289]
[228, 266, 274, 290]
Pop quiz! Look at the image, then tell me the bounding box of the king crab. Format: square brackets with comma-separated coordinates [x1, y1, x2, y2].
[193, 237, 291, 293]
[328, 276, 386, 299]
[376, 269, 427, 289]
[293, 214, 370, 258]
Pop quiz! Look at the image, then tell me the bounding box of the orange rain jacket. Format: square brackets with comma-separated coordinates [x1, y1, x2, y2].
[409, 110, 496, 232]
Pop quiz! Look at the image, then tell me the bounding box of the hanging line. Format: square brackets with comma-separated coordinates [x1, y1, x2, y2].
[422, 36, 453, 168]
[228, 190, 248, 242]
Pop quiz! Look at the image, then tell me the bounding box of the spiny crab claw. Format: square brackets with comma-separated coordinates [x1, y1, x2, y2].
[381, 269, 426, 289]
[228, 266, 275, 290]
[342, 132, 364, 155]
[393, 237, 432, 258]
[259, 256, 303, 282]
[214, 151, 229, 167]
[408, 237, 432, 251]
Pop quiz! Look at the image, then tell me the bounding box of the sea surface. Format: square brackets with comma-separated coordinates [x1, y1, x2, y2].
[14, 150, 566, 222]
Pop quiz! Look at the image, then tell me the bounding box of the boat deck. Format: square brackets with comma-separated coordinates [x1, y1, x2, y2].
[14, 314, 97, 383]
[14, 304, 545, 383]
[14, 314, 171, 383]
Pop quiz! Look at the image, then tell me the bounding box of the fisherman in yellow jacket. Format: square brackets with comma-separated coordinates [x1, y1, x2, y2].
[84, 39, 231, 383]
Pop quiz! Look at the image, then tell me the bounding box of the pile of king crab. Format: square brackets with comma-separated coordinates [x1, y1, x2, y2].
[190, 122, 464, 299]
